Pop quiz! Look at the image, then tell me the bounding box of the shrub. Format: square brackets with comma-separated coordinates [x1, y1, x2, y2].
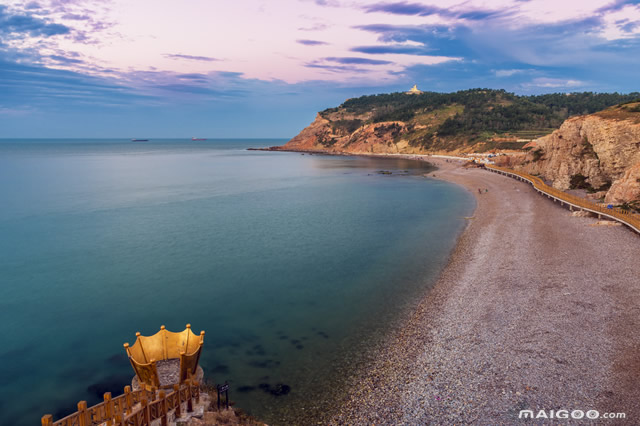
[597, 181, 612, 191]
[532, 149, 544, 162]
[569, 173, 592, 190]
[331, 119, 363, 134]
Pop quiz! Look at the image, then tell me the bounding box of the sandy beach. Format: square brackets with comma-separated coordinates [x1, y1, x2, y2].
[331, 157, 640, 424]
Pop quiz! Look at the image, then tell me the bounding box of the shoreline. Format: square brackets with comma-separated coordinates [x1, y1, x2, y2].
[306, 151, 640, 424]
[252, 147, 640, 423]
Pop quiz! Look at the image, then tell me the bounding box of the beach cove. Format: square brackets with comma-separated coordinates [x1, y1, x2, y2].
[329, 155, 640, 424]
[3, 140, 638, 424]
[0, 139, 477, 425]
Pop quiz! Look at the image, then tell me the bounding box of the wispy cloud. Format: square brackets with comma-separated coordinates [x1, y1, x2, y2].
[163, 54, 220, 62]
[176, 73, 209, 80]
[0, 59, 142, 109]
[324, 56, 393, 65]
[305, 63, 369, 73]
[596, 0, 639, 14]
[24, 2, 41, 10]
[523, 78, 586, 89]
[48, 54, 84, 65]
[0, 5, 70, 37]
[61, 13, 90, 21]
[354, 24, 473, 57]
[494, 69, 527, 78]
[297, 23, 329, 31]
[363, 2, 443, 16]
[0, 105, 36, 116]
[350, 44, 431, 55]
[362, 1, 511, 21]
[296, 39, 329, 46]
[307, 0, 341, 7]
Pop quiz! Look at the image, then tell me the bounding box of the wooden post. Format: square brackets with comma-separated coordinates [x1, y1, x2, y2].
[77, 401, 90, 426]
[136, 332, 148, 363]
[104, 392, 113, 426]
[149, 385, 157, 403]
[151, 360, 161, 388]
[195, 332, 205, 374]
[173, 384, 182, 418]
[41, 415, 53, 426]
[179, 350, 187, 382]
[186, 380, 193, 413]
[124, 385, 133, 415]
[185, 323, 191, 350]
[158, 390, 167, 426]
[224, 381, 229, 410]
[114, 413, 123, 426]
[141, 399, 150, 425]
[193, 381, 200, 404]
[161, 325, 168, 360]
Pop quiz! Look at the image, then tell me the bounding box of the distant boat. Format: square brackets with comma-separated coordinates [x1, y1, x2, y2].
[131, 139, 149, 142]
[191, 137, 207, 141]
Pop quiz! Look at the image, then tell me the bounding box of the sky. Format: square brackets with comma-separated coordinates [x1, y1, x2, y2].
[1, 0, 639, 138]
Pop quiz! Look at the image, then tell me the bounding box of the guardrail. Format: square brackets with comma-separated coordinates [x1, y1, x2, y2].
[41, 380, 200, 426]
[485, 164, 640, 235]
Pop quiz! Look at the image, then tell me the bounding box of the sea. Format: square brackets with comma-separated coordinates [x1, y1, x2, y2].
[0, 139, 475, 425]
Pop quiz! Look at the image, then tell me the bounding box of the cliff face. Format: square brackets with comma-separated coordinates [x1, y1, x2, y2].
[279, 90, 640, 156]
[282, 112, 424, 155]
[607, 162, 640, 204]
[496, 104, 640, 205]
[280, 96, 640, 206]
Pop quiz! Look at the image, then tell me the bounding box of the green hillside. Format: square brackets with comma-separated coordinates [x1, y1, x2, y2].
[320, 89, 639, 151]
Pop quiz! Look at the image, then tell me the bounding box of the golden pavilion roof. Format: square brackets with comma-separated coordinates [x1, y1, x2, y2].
[124, 324, 204, 388]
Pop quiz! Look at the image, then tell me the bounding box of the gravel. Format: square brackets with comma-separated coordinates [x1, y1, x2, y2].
[330, 158, 640, 425]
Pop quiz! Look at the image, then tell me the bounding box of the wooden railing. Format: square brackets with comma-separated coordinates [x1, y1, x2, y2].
[41, 380, 201, 426]
[486, 164, 640, 234]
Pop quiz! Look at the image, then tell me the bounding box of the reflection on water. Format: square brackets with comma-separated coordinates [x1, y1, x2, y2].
[308, 155, 435, 174]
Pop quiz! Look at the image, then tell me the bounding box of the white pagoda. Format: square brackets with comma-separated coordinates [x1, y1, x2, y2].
[406, 84, 423, 95]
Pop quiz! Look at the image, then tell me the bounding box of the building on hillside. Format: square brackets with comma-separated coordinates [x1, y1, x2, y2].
[406, 84, 423, 95]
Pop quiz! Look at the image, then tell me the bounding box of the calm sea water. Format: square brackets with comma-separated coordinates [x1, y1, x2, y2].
[0, 139, 474, 425]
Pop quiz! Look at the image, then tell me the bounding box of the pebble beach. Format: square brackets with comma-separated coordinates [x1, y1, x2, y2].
[331, 157, 640, 424]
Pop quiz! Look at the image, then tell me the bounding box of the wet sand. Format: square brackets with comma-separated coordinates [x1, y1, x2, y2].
[331, 157, 640, 424]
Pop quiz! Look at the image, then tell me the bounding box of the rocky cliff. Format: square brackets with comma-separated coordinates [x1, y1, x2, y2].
[495, 102, 640, 206]
[278, 91, 640, 207]
[283, 112, 424, 155]
[279, 90, 639, 155]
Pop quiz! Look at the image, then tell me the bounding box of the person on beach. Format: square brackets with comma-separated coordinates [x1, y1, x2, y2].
[478, 188, 482, 194]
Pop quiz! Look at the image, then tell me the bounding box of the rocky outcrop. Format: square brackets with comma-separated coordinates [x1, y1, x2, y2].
[283, 113, 332, 151]
[606, 162, 640, 205]
[282, 98, 640, 206]
[495, 105, 640, 205]
[280, 112, 420, 154]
